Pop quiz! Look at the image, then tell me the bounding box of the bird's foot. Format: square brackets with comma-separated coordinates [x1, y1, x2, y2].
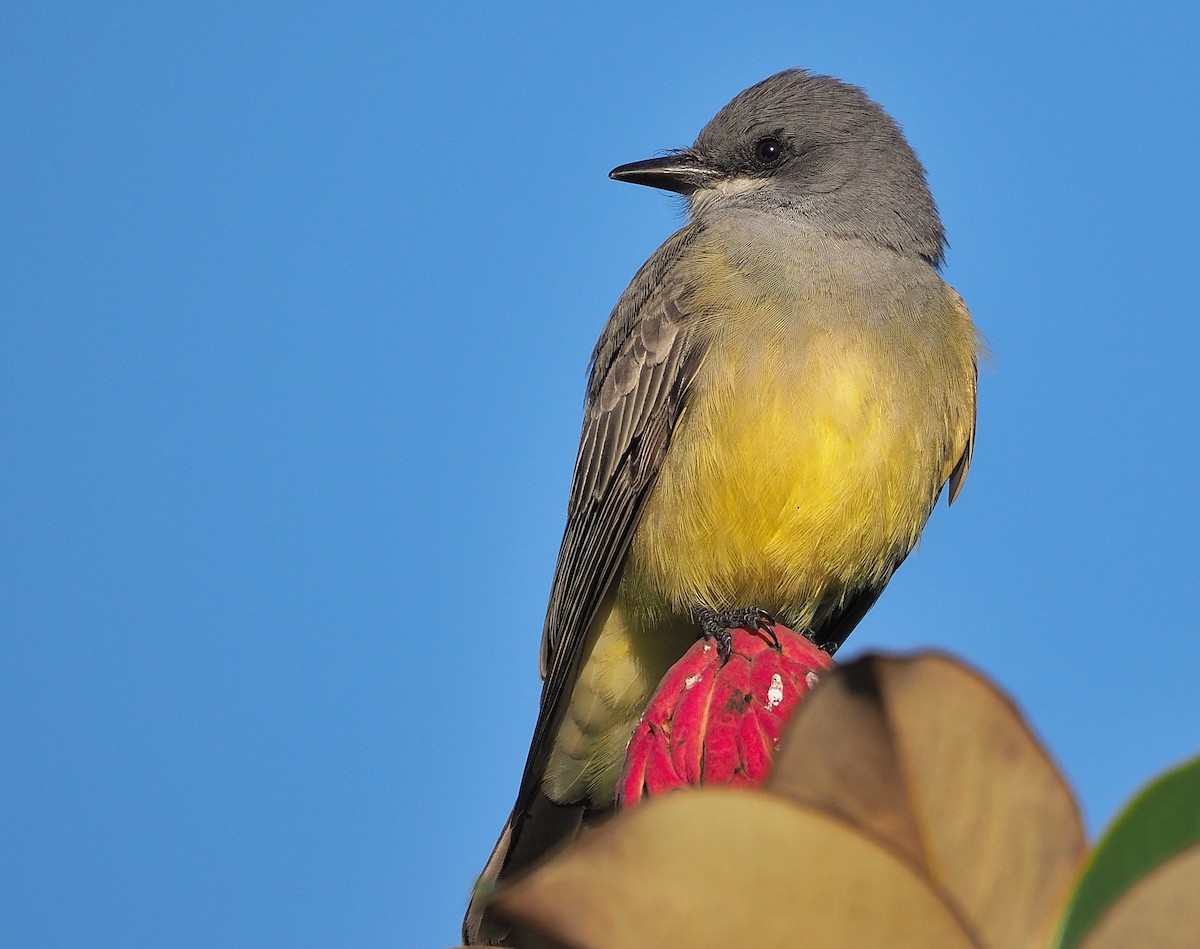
[696, 607, 780, 662]
[808, 632, 839, 657]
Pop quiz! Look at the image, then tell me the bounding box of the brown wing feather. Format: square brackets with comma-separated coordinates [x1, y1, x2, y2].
[947, 291, 978, 506]
[513, 224, 707, 820]
[947, 360, 977, 505]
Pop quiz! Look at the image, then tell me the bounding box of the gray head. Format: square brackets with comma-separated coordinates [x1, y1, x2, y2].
[610, 70, 946, 266]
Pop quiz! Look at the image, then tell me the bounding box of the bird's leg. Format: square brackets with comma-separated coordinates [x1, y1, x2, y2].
[695, 607, 780, 661]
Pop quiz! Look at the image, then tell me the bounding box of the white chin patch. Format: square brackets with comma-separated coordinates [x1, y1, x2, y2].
[689, 175, 768, 213]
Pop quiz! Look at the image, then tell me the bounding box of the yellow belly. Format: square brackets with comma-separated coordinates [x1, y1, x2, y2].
[621, 326, 953, 631]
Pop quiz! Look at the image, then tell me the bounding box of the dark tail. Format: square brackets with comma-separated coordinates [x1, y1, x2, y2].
[462, 791, 593, 946]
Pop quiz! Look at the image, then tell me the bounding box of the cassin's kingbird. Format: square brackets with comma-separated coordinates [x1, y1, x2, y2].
[464, 69, 978, 945]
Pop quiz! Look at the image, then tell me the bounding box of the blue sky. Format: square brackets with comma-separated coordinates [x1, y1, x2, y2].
[4, 2, 1198, 947]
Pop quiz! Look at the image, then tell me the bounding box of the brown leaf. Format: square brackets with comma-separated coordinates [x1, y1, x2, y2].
[766, 652, 1086, 949]
[1077, 845, 1200, 949]
[490, 788, 978, 949]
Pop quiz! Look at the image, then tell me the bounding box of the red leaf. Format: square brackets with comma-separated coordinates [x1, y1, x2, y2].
[617, 625, 832, 806]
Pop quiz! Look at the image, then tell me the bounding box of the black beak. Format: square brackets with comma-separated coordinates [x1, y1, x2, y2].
[608, 152, 723, 196]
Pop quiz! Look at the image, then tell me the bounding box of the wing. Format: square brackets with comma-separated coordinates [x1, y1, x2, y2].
[946, 363, 977, 505]
[512, 223, 707, 816]
[946, 288, 978, 506]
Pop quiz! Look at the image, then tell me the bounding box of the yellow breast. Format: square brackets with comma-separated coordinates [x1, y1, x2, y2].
[618, 234, 977, 633]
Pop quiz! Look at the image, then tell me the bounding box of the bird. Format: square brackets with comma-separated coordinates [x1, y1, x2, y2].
[464, 68, 979, 946]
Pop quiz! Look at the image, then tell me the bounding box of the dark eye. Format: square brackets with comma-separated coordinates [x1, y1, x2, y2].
[754, 137, 784, 165]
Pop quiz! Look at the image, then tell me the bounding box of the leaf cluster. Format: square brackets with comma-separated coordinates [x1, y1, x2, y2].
[479, 653, 1200, 949]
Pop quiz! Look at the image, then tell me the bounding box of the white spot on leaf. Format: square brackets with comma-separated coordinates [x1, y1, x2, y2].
[766, 673, 785, 709]
[684, 673, 703, 690]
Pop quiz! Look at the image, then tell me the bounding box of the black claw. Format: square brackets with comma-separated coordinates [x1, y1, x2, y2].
[801, 628, 839, 657]
[696, 609, 733, 660]
[709, 624, 734, 661]
[695, 607, 779, 660]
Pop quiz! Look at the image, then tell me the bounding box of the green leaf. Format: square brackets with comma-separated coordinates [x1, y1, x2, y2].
[1053, 756, 1200, 949]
